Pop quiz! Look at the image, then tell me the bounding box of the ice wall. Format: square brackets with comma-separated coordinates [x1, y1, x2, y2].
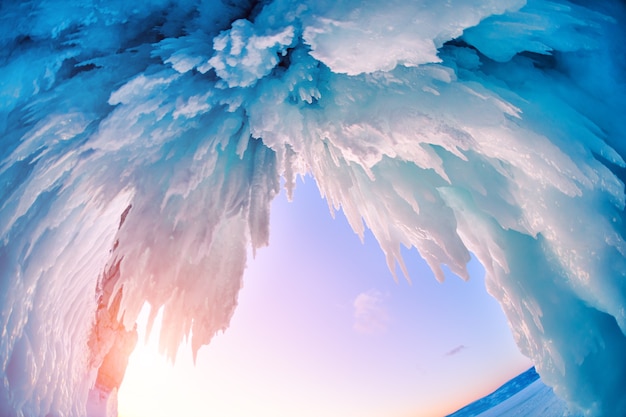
[1, 0, 625, 416]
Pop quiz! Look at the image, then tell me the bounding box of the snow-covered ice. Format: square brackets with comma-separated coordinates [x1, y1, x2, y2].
[448, 367, 583, 417]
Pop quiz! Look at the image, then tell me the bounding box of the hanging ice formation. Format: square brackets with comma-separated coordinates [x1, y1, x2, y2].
[1, 0, 625, 415]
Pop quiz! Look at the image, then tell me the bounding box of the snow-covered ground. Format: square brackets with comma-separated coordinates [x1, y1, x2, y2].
[448, 368, 583, 417]
[475, 380, 582, 417]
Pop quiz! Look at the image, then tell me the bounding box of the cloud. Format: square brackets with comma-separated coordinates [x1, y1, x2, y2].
[444, 345, 468, 357]
[352, 290, 390, 335]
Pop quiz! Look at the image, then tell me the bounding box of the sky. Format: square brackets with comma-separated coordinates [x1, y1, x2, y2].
[117, 177, 531, 417]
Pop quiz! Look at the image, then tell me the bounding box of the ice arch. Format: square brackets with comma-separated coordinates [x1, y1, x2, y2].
[1, 0, 625, 416]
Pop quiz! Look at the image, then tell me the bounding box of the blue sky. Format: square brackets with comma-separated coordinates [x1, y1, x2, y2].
[118, 176, 531, 417]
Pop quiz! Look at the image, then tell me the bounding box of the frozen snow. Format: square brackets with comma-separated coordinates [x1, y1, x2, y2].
[1, 0, 625, 416]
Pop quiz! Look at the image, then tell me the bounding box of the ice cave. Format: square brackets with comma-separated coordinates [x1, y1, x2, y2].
[1, 0, 625, 416]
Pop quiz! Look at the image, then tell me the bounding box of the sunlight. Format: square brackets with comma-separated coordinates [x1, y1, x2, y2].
[117, 304, 167, 417]
[117, 303, 270, 417]
[117, 304, 199, 417]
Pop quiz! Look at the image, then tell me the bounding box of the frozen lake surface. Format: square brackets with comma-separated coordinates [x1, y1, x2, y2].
[447, 368, 583, 417]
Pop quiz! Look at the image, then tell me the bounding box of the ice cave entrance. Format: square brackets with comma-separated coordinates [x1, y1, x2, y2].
[114, 181, 530, 417]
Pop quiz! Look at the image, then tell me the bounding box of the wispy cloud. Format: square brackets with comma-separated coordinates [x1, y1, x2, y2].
[445, 345, 468, 357]
[353, 289, 390, 335]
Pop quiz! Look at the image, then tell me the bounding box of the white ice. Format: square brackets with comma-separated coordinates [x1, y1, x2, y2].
[0, 0, 625, 416]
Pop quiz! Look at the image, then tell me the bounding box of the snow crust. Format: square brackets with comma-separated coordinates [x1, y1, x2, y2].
[1, 0, 626, 416]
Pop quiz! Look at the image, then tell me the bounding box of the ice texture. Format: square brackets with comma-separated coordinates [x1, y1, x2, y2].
[1, 0, 625, 416]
